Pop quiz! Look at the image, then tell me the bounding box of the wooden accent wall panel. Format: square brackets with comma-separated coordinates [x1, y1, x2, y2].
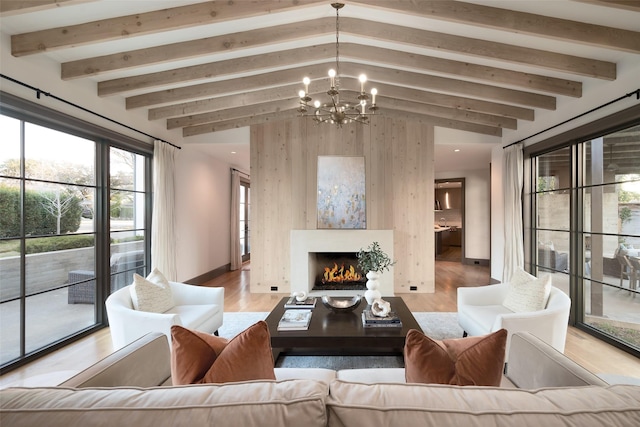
[251, 116, 435, 293]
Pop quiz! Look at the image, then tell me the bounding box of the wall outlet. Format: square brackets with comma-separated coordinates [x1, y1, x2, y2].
[474, 261, 480, 265]
[410, 286, 417, 291]
[270, 286, 278, 291]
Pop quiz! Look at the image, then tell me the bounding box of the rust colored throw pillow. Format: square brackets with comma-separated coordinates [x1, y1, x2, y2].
[404, 328, 507, 386]
[171, 321, 276, 385]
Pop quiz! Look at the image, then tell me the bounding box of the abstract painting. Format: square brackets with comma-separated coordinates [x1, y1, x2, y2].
[317, 156, 366, 229]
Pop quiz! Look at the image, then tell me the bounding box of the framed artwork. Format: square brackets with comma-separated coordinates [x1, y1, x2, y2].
[317, 156, 366, 229]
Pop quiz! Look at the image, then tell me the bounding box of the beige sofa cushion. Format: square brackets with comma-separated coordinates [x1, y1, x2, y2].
[327, 381, 640, 427]
[0, 380, 328, 427]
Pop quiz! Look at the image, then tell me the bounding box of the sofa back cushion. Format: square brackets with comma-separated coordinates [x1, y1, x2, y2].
[506, 332, 607, 388]
[0, 379, 328, 427]
[60, 332, 172, 388]
[327, 380, 640, 427]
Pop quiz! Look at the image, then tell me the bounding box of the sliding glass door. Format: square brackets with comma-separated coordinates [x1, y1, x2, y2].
[0, 103, 151, 372]
[527, 123, 640, 355]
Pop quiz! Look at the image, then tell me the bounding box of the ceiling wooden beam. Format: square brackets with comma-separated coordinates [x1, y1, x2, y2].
[149, 84, 303, 120]
[61, 16, 616, 81]
[167, 92, 517, 131]
[348, 63, 556, 110]
[100, 42, 581, 98]
[341, 18, 616, 81]
[98, 44, 335, 96]
[375, 95, 517, 130]
[182, 108, 503, 137]
[127, 61, 556, 110]
[355, 0, 640, 53]
[0, 0, 83, 16]
[571, 0, 640, 12]
[126, 64, 328, 109]
[149, 82, 534, 122]
[61, 18, 335, 79]
[11, 0, 324, 56]
[170, 98, 300, 129]
[340, 44, 581, 98]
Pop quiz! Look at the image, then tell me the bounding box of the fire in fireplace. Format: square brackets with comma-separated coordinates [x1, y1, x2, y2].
[311, 252, 366, 291]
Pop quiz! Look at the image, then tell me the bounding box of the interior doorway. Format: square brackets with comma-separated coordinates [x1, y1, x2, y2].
[239, 179, 251, 262]
[434, 178, 465, 262]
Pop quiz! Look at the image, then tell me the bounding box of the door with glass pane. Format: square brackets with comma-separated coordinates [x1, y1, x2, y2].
[109, 147, 147, 289]
[0, 117, 97, 368]
[239, 180, 250, 262]
[529, 123, 640, 355]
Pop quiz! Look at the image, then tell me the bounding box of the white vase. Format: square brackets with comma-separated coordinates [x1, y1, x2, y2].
[364, 271, 382, 305]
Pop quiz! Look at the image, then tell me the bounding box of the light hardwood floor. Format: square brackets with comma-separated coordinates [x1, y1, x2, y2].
[1, 260, 639, 388]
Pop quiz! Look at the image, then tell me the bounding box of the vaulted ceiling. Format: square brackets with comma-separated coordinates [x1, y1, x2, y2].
[1, 0, 639, 163]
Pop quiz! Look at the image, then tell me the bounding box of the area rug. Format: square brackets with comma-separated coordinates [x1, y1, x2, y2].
[218, 311, 464, 370]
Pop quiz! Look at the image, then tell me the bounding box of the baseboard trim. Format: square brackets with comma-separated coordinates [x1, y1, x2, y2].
[187, 263, 231, 285]
[462, 258, 490, 266]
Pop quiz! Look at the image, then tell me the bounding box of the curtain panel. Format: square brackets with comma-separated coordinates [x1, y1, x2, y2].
[502, 144, 524, 282]
[151, 140, 178, 280]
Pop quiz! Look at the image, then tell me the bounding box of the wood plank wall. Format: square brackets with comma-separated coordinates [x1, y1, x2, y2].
[250, 116, 435, 294]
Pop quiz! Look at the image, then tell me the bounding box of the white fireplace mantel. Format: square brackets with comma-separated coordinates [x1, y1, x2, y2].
[290, 230, 394, 297]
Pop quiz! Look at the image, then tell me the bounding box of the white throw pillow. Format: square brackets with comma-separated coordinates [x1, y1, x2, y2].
[130, 269, 174, 313]
[502, 268, 552, 313]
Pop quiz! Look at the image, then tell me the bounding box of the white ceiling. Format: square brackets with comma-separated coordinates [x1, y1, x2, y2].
[1, 0, 639, 172]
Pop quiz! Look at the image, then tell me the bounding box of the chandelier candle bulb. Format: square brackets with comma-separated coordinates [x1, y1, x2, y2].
[359, 74, 367, 93]
[328, 69, 336, 88]
[303, 77, 310, 94]
[371, 88, 377, 105]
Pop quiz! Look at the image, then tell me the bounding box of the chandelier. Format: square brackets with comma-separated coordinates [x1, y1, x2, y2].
[298, 2, 378, 126]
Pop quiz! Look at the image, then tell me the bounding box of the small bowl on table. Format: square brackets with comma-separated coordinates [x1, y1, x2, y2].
[321, 295, 362, 313]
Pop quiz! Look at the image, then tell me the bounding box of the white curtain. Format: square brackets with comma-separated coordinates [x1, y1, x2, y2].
[502, 143, 524, 282]
[151, 140, 178, 280]
[230, 169, 242, 271]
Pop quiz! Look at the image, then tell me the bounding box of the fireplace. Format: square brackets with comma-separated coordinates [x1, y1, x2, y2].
[290, 229, 394, 297]
[310, 252, 366, 291]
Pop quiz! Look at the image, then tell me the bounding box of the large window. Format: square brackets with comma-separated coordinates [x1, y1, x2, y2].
[0, 96, 152, 372]
[527, 118, 640, 356]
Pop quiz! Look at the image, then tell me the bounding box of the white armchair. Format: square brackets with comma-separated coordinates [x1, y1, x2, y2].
[457, 283, 571, 358]
[106, 281, 224, 350]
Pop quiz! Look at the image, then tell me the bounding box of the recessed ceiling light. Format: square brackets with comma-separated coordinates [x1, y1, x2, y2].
[231, 151, 237, 154]
[454, 149, 460, 152]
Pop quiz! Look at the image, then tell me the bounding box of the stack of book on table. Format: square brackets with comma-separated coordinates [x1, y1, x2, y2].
[361, 310, 402, 328]
[283, 296, 317, 309]
[277, 309, 313, 331]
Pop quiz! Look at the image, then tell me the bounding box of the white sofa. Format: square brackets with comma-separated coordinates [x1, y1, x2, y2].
[457, 283, 571, 358]
[3, 331, 639, 426]
[105, 281, 224, 349]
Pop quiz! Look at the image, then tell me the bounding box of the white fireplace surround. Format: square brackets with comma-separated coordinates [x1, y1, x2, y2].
[290, 230, 394, 297]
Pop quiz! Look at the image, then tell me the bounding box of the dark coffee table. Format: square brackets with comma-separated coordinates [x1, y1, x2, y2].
[265, 296, 422, 360]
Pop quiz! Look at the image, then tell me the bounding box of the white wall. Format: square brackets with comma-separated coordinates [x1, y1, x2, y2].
[174, 147, 236, 281]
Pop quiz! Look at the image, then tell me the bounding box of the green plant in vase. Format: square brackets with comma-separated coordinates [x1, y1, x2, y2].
[357, 242, 395, 305]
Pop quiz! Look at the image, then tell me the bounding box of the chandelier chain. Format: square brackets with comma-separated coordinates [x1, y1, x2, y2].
[335, 5, 340, 88]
